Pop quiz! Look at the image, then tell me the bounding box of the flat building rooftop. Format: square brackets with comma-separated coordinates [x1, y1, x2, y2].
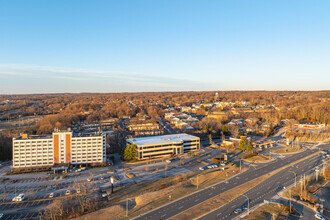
[127, 133, 199, 146]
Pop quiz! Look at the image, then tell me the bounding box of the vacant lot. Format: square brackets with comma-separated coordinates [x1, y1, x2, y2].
[243, 154, 272, 163]
[274, 146, 303, 154]
[242, 204, 287, 220]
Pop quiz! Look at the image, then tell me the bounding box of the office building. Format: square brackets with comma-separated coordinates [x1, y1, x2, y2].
[127, 133, 200, 160]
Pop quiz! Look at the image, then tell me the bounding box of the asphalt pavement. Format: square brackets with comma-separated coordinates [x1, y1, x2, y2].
[134, 148, 319, 220]
[201, 153, 323, 220]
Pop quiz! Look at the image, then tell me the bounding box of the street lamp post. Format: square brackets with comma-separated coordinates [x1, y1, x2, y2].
[126, 198, 129, 217]
[289, 171, 297, 186]
[240, 160, 242, 172]
[289, 189, 292, 213]
[197, 174, 202, 189]
[242, 195, 249, 215]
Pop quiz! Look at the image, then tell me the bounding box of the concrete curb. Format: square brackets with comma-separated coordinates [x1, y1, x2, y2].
[132, 167, 250, 220]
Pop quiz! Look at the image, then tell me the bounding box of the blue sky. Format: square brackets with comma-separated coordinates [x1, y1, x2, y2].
[0, 0, 329, 94]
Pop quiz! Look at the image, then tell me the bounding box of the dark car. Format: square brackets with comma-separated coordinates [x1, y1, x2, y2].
[12, 179, 17, 183]
[233, 208, 242, 214]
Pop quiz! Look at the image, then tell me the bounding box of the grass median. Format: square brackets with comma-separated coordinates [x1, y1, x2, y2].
[75, 162, 247, 220]
[170, 151, 321, 220]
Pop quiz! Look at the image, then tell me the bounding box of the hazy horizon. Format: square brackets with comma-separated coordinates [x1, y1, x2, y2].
[1, 0, 330, 93]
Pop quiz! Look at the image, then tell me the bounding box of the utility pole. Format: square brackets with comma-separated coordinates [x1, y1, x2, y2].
[165, 161, 168, 178]
[126, 198, 129, 217]
[316, 167, 319, 182]
[300, 176, 303, 200]
[289, 189, 292, 213]
[240, 159, 242, 172]
[289, 171, 296, 186]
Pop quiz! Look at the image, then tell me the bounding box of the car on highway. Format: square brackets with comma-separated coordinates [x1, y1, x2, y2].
[49, 193, 55, 198]
[12, 194, 25, 202]
[102, 193, 108, 198]
[233, 208, 242, 214]
[315, 212, 325, 220]
[65, 190, 71, 195]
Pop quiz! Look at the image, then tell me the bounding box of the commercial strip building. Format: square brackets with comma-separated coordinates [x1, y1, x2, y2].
[127, 133, 200, 160]
[128, 118, 163, 137]
[12, 130, 106, 173]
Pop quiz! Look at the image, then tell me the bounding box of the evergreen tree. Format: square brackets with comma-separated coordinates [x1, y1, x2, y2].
[239, 137, 246, 151]
[247, 139, 254, 152]
[222, 125, 229, 136]
[124, 144, 138, 161]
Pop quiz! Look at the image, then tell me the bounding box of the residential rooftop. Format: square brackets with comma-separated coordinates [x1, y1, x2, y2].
[127, 133, 199, 146]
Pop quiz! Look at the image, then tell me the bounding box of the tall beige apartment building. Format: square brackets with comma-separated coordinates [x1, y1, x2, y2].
[12, 130, 106, 172]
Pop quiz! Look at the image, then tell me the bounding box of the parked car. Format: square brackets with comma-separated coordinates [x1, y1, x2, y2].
[0, 213, 3, 219]
[65, 190, 71, 195]
[76, 189, 81, 194]
[87, 178, 93, 182]
[12, 194, 25, 202]
[49, 193, 54, 198]
[165, 160, 171, 163]
[199, 167, 204, 171]
[11, 179, 17, 183]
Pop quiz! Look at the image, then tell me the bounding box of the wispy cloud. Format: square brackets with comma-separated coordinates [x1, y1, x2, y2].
[0, 64, 220, 94]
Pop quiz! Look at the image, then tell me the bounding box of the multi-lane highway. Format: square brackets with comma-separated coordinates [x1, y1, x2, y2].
[135, 148, 320, 220]
[201, 153, 323, 219]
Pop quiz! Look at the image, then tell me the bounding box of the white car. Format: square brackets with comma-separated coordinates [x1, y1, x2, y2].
[315, 213, 325, 220]
[87, 178, 93, 182]
[12, 194, 25, 202]
[165, 160, 171, 163]
[49, 193, 54, 198]
[0, 213, 3, 219]
[207, 165, 212, 169]
[221, 163, 226, 166]
[199, 167, 204, 171]
[213, 164, 218, 168]
[65, 190, 71, 195]
[102, 193, 108, 198]
[76, 189, 81, 194]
